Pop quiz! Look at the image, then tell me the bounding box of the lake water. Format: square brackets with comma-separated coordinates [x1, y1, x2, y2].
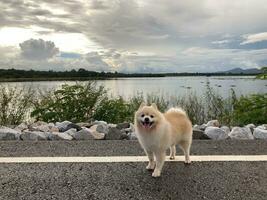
[1, 76, 267, 99]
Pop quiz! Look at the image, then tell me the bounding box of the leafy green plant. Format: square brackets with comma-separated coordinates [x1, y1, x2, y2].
[0, 85, 34, 125]
[231, 93, 267, 125]
[31, 82, 106, 123]
[93, 97, 133, 123]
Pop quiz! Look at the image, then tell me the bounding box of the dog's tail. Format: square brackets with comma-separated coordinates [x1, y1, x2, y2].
[166, 107, 187, 116]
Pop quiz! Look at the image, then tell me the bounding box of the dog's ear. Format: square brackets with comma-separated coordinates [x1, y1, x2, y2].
[139, 102, 146, 109]
[151, 103, 158, 110]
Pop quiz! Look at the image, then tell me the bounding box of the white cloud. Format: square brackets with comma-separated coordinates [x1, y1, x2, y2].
[241, 32, 267, 45]
[19, 38, 59, 60]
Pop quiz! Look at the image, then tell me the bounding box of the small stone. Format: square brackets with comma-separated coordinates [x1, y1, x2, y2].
[71, 128, 94, 140]
[220, 126, 230, 134]
[257, 124, 267, 130]
[64, 128, 77, 137]
[193, 129, 210, 139]
[246, 124, 256, 129]
[55, 121, 72, 132]
[76, 122, 91, 128]
[91, 120, 107, 126]
[204, 127, 228, 140]
[245, 124, 256, 132]
[120, 132, 130, 140]
[206, 120, 220, 127]
[116, 122, 130, 130]
[48, 123, 55, 129]
[50, 127, 59, 132]
[90, 130, 105, 140]
[229, 127, 254, 140]
[20, 131, 49, 141]
[253, 128, 267, 139]
[95, 124, 109, 134]
[199, 124, 207, 131]
[129, 132, 138, 140]
[106, 127, 122, 140]
[14, 123, 28, 131]
[0, 126, 21, 140]
[31, 124, 50, 132]
[61, 123, 82, 132]
[49, 132, 73, 140]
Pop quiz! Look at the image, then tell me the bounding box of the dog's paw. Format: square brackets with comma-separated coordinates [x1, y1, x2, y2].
[146, 161, 155, 170]
[152, 170, 161, 177]
[184, 160, 191, 165]
[169, 156, 175, 160]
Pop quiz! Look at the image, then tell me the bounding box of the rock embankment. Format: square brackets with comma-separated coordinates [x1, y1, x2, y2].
[0, 121, 136, 141]
[0, 120, 267, 141]
[193, 120, 267, 140]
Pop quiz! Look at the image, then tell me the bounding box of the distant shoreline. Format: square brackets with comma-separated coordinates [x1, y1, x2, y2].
[0, 68, 261, 82]
[0, 74, 259, 82]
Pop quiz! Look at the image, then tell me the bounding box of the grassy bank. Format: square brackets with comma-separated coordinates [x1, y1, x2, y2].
[0, 82, 266, 126]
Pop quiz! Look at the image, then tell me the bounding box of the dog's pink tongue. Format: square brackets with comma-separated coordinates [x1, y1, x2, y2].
[144, 124, 150, 128]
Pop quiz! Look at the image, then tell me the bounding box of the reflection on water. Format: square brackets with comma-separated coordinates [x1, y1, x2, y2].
[1, 76, 267, 99]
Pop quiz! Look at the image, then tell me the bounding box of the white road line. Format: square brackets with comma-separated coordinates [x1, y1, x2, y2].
[0, 155, 266, 163]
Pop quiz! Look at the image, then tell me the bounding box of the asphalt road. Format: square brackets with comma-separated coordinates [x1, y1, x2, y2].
[0, 140, 267, 200]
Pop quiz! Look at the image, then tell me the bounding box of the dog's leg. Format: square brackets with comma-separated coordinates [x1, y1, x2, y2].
[145, 150, 155, 170]
[179, 140, 191, 164]
[169, 145, 176, 160]
[152, 151, 166, 177]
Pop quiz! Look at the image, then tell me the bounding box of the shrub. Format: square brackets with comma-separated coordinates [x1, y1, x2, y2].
[31, 82, 106, 123]
[0, 85, 34, 125]
[231, 93, 267, 125]
[93, 97, 132, 123]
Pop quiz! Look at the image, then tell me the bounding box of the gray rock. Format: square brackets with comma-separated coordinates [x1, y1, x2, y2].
[106, 127, 122, 140]
[204, 127, 228, 140]
[129, 132, 138, 140]
[55, 121, 72, 132]
[253, 128, 267, 140]
[96, 124, 109, 134]
[91, 120, 107, 126]
[257, 125, 267, 130]
[15, 123, 28, 131]
[0, 127, 21, 140]
[229, 127, 254, 140]
[76, 122, 92, 128]
[116, 122, 130, 130]
[206, 120, 220, 127]
[49, 132, 73, 140]
[30, 124, 50, 132]
[108, 123, 117, 128]
[199, 124, 208, 131]
[61, 123, 82, 132]
[71, 128, 95, 140]
[220, 126, 230, 134]
[20, 131, 49, 141]
[63, 128, 77, 137]
[48, 123, 55, 129]
[245, 124, 256, 132]
[246, 124, 256, 129]
[193, 129, 210, 139]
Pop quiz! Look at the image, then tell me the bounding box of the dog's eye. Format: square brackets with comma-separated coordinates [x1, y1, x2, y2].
[150, 115, 154, 118]
[141, 114, 145, 117]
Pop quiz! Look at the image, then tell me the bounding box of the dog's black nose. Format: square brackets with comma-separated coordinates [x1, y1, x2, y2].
[144, 117, 149, 122]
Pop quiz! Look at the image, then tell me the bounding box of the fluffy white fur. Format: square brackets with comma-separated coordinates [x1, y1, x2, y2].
[134, 103, 192, 177]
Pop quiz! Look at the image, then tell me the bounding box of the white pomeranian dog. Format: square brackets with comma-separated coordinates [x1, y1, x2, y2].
[134, 103, 192, 177]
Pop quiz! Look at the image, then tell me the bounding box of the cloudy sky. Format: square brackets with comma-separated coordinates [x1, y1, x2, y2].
[0, 0, 267, 73]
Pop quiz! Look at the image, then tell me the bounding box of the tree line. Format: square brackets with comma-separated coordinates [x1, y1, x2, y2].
[0, 68, 261, 81]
